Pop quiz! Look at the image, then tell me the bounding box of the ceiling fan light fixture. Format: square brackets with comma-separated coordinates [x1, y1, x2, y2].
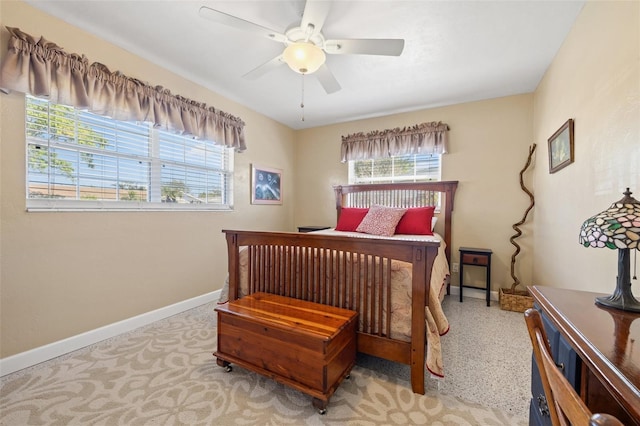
[282, 42, 325, 74]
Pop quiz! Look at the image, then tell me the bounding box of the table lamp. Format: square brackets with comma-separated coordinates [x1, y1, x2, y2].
[579, 188, 640, 312]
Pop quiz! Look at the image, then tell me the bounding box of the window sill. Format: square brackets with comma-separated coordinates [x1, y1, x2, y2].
[26, 199, 233, 212]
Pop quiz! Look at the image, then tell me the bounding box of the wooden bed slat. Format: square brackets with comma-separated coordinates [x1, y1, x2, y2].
[243, 245, 397, 329]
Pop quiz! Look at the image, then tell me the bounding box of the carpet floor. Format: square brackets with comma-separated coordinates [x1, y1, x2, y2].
[0, 295, 530, 425]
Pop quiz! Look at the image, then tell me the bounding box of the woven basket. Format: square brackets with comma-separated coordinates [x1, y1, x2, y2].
[499, 288, 534, 313]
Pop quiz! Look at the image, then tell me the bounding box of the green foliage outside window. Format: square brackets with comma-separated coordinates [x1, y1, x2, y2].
[27, 101, 109, 181]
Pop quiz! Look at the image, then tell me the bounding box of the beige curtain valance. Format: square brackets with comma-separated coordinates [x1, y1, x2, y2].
[341, 121, 449, 162]
[0, 27, 246, 152]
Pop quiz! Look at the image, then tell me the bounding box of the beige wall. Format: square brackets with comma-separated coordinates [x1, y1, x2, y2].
[295, 0, 640, 299]
[532, 0, 639, 293]
[0, 1, 296, 358]
[295, 94, 536, 294]
[2, 0, 638, 361]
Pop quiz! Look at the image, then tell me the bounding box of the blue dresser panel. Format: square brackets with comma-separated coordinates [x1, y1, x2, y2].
[529, 304, 581, 426]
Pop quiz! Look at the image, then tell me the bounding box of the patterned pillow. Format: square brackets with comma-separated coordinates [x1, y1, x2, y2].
[356, 205, 407, 236]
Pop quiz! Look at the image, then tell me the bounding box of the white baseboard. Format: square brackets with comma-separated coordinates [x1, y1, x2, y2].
[0, 290, 221, 377]
[448, 285, 499, 302]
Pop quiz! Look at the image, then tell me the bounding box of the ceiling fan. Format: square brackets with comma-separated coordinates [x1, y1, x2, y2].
[198, 0, 405, 94]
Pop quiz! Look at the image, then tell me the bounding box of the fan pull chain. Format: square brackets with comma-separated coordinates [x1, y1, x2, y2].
[300, 73, 305, 122]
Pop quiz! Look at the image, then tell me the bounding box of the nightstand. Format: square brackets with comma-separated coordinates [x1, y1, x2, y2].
[297, 225, 331, 233]
[459, 247, 492, 306]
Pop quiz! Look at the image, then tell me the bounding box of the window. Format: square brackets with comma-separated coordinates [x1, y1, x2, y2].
[349, 154, 441, 184]
[349, 154, 442, 208]
[25, 95, 233, 211]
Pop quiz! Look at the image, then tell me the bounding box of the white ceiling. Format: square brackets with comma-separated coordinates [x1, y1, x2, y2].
[24, 0, 585, 130]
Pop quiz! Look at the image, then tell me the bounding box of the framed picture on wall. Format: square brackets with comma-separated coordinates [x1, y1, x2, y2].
[548, 119, 574, 174]
[251, 165, 282, 205]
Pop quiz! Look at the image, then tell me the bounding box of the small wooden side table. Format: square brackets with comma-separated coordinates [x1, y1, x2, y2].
[459, 247, 492, 306]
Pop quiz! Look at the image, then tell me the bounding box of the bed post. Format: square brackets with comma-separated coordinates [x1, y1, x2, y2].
[334, 185, 344, 222]
[409, 244, 438, 395]
[224, 230, 240, 301]
[442, 182, 457, 265]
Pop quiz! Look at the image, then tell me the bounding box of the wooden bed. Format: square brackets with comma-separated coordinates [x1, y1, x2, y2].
[222, 181, 458, 394]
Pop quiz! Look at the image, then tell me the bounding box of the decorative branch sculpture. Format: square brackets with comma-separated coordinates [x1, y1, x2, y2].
[509, 144, 537, 293]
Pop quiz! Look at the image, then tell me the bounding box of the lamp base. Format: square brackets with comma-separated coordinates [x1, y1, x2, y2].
[595, 248, 640, 313]
[595, 291, 640, 313]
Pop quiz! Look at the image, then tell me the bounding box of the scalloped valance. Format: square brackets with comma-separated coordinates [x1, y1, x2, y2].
[341, 121, 449, 162]
[0, 27, 246, 152]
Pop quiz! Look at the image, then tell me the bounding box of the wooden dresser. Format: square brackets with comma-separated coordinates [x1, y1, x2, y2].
[529, 286, 640, 425]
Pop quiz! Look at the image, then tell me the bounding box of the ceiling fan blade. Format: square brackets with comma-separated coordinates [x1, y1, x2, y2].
[300, 0, 332, 38]
[199, 6, 288, 43]
[324, 39, 405, 56]
[315, 64, 341, 94]
[242, 55, 285, 80]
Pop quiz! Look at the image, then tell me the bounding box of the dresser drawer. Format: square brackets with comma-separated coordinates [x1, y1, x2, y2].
[531, 357, 553, 426]
[529, 397, 552, 426]
[558, 336, 581, 389]
[461, 253, 489, 266]
[540, 308, 560, 358]
[529, 304, 582, 425]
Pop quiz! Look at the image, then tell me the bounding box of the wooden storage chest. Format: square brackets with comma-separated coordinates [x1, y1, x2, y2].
[214, 292, 357, 413]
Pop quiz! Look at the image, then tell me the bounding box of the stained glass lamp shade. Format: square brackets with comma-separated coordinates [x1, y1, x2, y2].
[579, 188, 640, 312]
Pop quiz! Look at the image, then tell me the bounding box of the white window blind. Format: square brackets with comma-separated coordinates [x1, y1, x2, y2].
[349, 154, 441, 184]
[26, 95, 233, 211]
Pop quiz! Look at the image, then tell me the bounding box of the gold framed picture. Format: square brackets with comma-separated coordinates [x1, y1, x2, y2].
[548, 119, 574, 174]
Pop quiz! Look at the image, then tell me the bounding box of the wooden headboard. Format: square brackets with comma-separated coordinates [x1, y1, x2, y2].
[333, 181, 459, 263]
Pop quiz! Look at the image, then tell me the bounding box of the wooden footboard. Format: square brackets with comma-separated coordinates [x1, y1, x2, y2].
[223, 229, 439, 394]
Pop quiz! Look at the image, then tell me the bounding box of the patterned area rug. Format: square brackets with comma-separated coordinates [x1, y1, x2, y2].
[0, 303, 526, 425]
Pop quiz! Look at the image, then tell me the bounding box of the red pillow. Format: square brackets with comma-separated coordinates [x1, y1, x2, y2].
[395, 206, 436, 235]
[335, 208, 369, 231]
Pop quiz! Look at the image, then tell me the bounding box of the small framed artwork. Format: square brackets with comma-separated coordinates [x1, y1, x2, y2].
[251, 165, 282, 205]
[548, 119, 574, 174]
